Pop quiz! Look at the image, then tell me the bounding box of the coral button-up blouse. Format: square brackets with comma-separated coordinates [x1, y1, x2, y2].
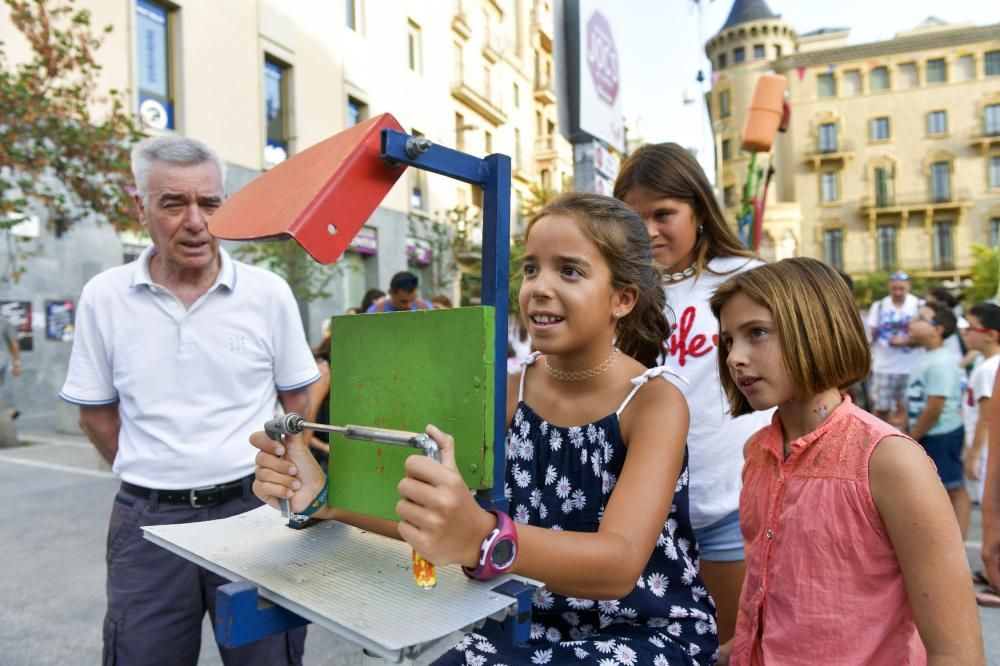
[730, 396, 927, 665]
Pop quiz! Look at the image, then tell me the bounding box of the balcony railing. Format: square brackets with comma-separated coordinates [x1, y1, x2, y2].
[482, 33, 503, 62]
[533, 77, 556, 105]
[970, 126, 1000, 153]
[531, 4, 553, 51]
[802, 138, 854, 167]
[452, 1, 471, 39]
[534, 134, 558, 159]
[859, 189, 971, 210]
[451, 75, 506, 126]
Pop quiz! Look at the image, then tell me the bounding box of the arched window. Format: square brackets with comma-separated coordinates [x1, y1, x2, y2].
[922, 150, 956, 203]
[867, 157, 897, 208]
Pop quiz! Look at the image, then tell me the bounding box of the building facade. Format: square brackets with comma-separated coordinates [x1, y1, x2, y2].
[0, 0, 571, 427]
[706, 0, 1000, 278]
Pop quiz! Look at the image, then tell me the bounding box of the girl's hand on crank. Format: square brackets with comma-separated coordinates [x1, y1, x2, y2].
[396, 425, 495, 567]
[250, 430, 326, 513]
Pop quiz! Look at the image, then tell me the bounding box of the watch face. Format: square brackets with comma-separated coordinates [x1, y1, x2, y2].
[490, 538, 516, 569]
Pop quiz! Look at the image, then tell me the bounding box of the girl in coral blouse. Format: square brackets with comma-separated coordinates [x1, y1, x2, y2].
[709, 258, 982, 665]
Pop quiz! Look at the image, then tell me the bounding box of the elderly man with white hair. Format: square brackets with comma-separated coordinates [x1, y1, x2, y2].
[60, 135, 319, 665]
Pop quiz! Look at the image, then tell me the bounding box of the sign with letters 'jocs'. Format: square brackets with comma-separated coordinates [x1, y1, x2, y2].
[578, 0, 624, 152]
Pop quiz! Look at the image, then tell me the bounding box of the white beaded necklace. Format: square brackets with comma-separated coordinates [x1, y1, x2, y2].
[661, 265, 696, 283]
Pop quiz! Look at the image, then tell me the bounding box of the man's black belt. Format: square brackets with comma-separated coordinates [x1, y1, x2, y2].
[120, 474, 253, 508]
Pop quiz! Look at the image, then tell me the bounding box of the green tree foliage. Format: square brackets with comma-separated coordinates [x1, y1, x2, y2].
[409, 207, 467, 299]
[850, 271, 946, 309]
[233, 239, 340, 314]
[963, 244, 998, 305]
[508, 183, 560, 316]
[519, 182, 560, 221]
[405, 182, 562, 313]
[0, 0, 140, 233]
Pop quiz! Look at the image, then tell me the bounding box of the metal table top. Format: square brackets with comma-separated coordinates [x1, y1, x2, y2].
[143, 506, 540, 661]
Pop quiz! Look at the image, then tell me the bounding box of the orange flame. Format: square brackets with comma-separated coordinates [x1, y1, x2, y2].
[412, 550, 436, 588]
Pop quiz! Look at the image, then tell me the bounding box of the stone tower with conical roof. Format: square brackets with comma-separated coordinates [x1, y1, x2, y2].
[704, 0, 799, 259]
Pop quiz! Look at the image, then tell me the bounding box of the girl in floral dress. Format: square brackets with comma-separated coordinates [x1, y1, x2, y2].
[252, 193, 718, 664]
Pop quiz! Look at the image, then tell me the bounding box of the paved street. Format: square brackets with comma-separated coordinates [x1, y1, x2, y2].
[0, 430, 455, 666]
[1, 428, 998, 664]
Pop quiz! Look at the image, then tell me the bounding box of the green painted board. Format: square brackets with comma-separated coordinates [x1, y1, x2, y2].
[326, 306, 495, 521]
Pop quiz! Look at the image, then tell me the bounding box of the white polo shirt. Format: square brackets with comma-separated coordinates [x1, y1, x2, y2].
[60, 246, 320, 488]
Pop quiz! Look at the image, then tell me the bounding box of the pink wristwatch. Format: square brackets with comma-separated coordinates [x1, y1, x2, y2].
[462, 509, 519, 581]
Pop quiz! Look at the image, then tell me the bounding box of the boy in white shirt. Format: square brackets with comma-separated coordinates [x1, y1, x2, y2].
[963, 303, 1000, 502]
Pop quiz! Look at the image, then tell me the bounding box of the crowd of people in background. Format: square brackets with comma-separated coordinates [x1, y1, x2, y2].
[326, 143, 994, 662]
[859, 269, 1000, 613]
[51, 133, 993, 665]
[278, 142, 992, 662]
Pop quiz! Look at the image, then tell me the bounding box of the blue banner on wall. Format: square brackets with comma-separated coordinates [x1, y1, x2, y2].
[136, 0, 173, 130]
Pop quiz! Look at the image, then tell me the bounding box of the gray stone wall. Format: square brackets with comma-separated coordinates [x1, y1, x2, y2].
[0, 214, 123, 434]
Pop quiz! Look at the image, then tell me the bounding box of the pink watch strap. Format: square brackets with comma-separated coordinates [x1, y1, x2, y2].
[462, 509, 518, 581]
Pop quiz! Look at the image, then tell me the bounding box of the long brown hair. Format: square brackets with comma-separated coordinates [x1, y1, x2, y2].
[525, 192, 670, 367]
[709, 258, 871, 416]
[614, 142, 756, 275]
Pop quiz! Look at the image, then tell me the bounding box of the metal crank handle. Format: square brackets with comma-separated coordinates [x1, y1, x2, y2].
[342, 426, 440, 462]
[267, 413, 441, 461]
[318, 423, 439, 461]
[263, 418, 294, 519]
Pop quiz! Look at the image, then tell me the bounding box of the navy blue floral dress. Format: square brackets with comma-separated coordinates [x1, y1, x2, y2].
[433, 355, 718, 665]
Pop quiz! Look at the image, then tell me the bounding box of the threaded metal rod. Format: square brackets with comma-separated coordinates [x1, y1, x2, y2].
[263, 414, 440, 462]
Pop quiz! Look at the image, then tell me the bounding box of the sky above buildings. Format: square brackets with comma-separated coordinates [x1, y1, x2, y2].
[616, 0, 1000, 177]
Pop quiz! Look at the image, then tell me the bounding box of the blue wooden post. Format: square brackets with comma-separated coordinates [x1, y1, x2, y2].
[480, 579, 535, 647]
[479, 153, 511, 511]
[215, 581, 309, 648]
[380, 129, 511, 511]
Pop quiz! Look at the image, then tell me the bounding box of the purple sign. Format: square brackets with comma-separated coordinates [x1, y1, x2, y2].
[586, 11, 619, 105]
[349, 229, 378, 255]
[406, 240, 432, 266]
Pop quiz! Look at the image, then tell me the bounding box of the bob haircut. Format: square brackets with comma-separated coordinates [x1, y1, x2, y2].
[709, 257, 871, 417]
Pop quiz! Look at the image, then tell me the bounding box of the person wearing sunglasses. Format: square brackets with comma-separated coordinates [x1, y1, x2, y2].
[924, 288, 976, 369]
[962, 303, 1000, 505]
[366, 271, 434, 313]
[867, 271, 922, 428]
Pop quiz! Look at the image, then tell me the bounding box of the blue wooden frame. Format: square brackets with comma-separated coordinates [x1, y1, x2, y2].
[216, 129, 524, 649]
[380, 128, 511, 510]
